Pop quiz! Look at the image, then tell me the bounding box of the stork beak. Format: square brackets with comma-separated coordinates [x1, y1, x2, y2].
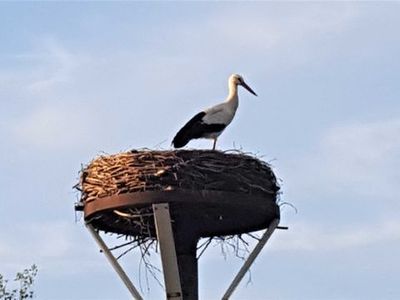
[241, 81, 257, 96]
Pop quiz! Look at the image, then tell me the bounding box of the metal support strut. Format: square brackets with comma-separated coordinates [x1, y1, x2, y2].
[86, 223, 143, 300]
[153, 203, 183, 300]
[222, 218, 280, 300]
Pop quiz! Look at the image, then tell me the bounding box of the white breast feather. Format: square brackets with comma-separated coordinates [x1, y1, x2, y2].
[203, 103, 236, 125]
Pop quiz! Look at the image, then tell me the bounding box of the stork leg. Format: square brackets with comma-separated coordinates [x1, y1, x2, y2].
[212, 138, 217, 150]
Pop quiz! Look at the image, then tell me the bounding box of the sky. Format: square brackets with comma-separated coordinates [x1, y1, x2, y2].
[0, 2, 399, 300]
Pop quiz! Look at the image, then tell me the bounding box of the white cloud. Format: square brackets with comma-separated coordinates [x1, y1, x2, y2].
[27, 38, 79, 93]
[209, 3, 359, 49]
[271, 218, 400, 252]
[167, 3, 362, 73]
[0, 39, 80, 97]
[1, 40, 109, 151]
[283, 118, 400, 202]
[317, 118, 400, 200]
[11, 104, 97, 151]
[321, 118, 400, 183]
[0, 221, 97, 275]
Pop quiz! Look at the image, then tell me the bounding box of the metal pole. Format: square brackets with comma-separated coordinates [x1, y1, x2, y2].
[221, 218, 280, 300]
[86, 223, 143, 300]
[153, 203, 183, 300]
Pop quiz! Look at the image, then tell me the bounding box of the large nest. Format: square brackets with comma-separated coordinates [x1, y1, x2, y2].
[78, 149, 279, 204]
[75, 149, 281, 279]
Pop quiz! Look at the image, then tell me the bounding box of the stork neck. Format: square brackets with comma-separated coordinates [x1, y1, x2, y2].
[226, 82, 239, 105]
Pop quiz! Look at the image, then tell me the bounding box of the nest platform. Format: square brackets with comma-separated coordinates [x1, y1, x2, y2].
[76, 149, 281, 300]
[76, 150, 280, 239]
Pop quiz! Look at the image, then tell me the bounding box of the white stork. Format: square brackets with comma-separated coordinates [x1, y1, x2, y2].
[172, 74, 257, 150]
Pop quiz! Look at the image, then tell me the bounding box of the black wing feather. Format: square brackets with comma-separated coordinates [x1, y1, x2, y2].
[172, 111, 226, 148]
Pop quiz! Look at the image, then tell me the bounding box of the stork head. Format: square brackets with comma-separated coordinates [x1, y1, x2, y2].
[229, 74, 257, 96]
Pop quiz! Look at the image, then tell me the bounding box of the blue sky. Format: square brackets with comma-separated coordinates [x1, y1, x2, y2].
[1, 2, 399, 300]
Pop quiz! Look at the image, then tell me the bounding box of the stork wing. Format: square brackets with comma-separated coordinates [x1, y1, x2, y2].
[172, 112, 206, 148]
[202, 106, 226, 124]
[172, 111, 226, 148]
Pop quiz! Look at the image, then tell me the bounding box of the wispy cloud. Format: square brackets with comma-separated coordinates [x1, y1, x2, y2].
[10, 104, 97, 151]
[321, 118, 400, 185]
[283, 118, 400, 203]
[167, 3, 361, 74]
[209, 3, 359, 50]
[272, 218, 400, 252]
[27, 38, 79, 94]
[3, 40, 98, 151]
[0, 221, 97, 275]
